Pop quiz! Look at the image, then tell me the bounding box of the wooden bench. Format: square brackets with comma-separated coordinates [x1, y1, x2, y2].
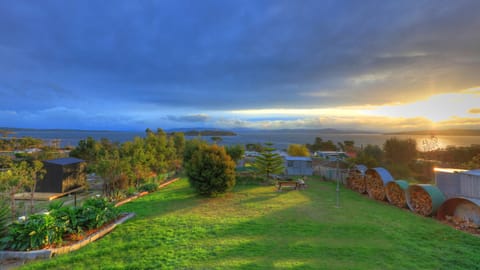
[277, 181, 299, 191]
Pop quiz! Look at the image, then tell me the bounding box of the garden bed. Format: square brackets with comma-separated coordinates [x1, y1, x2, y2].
[1, 177, 180, 267]
[0, 212, 134, 263]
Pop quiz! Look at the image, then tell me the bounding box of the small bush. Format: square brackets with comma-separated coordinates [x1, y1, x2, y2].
[126, 187, 137, 197]
[79, 197, 119, 230]
[138, 183, 158, 192]
[49, 202, 83, 236]
[236, 174, 265, 185]
[1, 213, 66, 251]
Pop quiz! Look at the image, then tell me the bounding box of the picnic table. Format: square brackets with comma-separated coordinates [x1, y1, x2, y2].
[277, 179, 307, 191]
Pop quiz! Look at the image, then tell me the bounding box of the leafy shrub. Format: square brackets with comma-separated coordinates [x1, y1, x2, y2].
[186, 144, 236, 197]
[49, 202, 83, 236]
[1, 196, 120, 251]
[79, 197, 119, 230]
[111, 189, 127, 201]
[126, 186, 137, 197]
[1, 213, 66, 251]
[138, 183, 158, 192]
[236, 174, 265, 185]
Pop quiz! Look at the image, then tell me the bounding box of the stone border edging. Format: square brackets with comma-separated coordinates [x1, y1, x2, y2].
[0, 212, 135, 261]
[115, 177, 180, 207]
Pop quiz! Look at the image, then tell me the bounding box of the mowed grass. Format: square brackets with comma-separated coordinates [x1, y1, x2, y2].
[21, 177, 480, 270]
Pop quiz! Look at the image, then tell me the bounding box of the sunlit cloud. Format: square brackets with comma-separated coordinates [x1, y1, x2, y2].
[228, 107, 370, 117]
[349, 72, 390, 85]
[213, 114, 435, 132]
[469, 108, 480, 114]
[378, 51, 429, 59]
[366, 91, 480, 122]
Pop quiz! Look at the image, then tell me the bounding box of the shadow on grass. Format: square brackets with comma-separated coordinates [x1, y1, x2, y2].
[20, 177, 480, 270]
[180, 177, 480, 269]
[117, 178, 201, 219]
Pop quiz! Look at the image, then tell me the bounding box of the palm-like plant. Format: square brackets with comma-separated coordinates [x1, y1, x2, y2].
[0, 199, 10, 237]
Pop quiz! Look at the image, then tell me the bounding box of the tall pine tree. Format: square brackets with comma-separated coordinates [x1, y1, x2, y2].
[254, 143, 285, 180]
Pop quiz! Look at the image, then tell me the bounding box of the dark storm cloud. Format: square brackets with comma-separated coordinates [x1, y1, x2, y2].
[1, 0, 480, 128]
[167, 114, 210, 123]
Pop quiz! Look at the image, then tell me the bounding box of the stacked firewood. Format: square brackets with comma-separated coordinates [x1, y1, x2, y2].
[385, 182, 407, 208]
[408, 187, 433, 216]
[347, 170, 366, 193]
[365, 172, 387, 201]
[445, 215, 479, 230]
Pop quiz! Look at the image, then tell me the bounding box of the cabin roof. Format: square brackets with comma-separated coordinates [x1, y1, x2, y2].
[44, 157, 85, 166]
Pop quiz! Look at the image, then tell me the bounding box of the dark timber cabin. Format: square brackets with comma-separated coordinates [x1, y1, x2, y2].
[36, 157, 87, 193]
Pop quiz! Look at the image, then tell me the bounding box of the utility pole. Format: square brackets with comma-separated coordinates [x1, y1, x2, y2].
[335, 158, 340, 208]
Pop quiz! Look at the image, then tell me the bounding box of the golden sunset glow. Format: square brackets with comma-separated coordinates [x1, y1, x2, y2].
[367, 90, 480, 122]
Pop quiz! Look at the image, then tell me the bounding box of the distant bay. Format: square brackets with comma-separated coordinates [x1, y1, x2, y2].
[4, 128, 479, 151]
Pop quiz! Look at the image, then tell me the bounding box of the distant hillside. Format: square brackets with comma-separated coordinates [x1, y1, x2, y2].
[181, 130, 237, 136]
[385, 129, 480, 136]
[231, 128, 378, 134]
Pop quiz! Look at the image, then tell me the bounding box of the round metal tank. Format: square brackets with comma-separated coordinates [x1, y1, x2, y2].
[406, 184, 446, 216]
[385, 180, 409, 208]
[437, 197, 480, 227]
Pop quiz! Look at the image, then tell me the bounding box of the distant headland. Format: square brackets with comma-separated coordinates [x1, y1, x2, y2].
[181, 130, 237, 136]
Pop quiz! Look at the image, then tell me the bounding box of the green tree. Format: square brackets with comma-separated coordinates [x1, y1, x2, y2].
[0, 155, 13, 169]
[383, 137, 417, 164]
[184, 139, 208, 164]
[172, 132, 186, 155]
[287, 144, 310, 156]
[254, 143, 285, 179]
[464, 153, 480, 169]
[26, 160, 46, 214]
[70, 137, 100, 163]
[95, 151, 127, 198]
[121, 137, 151, 187]
[337, 140, 355, 152]
[185, 144, 236, 197]
[306, 137, 338, 152]
[246, 143, 264, 152]
[226, 144, 245, 163]
[0, 161, 31, 220]
[355, 144, 383, 168]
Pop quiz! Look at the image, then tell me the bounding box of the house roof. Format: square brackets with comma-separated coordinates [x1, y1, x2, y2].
[464, 169, 480, 177]
[44, 157, 85, 166]
[285, 156, 312, 161]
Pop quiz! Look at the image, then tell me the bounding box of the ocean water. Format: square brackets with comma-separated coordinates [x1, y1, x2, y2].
[7, 129, 479, 151]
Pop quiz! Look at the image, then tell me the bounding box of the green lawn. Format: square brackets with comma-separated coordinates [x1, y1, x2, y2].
[21, 177, 480, 269]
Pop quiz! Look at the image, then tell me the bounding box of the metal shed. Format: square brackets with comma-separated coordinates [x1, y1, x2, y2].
[36, 157, 86, 193]
[285, 156, 313, 176]
[434, 168, 467, 198]
[436, 169, 480, 226]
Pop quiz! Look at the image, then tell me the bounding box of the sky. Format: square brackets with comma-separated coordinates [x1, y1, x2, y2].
[1, 0, 479, 132]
